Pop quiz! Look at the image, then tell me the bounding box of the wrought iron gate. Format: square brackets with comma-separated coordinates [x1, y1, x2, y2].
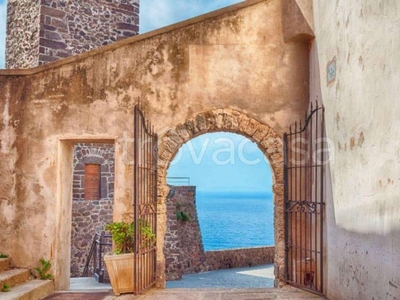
[284, 102, 325, 294]
[133, 105, 158, 294]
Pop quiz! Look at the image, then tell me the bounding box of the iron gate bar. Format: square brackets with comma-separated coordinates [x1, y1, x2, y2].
[133, 105, 158, 294]
[284, 102, 325, 295]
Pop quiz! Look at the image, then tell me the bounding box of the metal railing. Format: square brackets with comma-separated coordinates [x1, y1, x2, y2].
[82, 232, 112, 283]
[167, 177, 190, 186]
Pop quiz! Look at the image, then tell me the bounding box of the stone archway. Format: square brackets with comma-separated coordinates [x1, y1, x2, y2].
[155, 108, 284, 287]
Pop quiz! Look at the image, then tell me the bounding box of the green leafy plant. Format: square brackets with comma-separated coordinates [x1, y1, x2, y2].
[2, 284, 11, 292]
[176, 203, 190, 222]
[34, 258, 52, 280]
[105, 218, 156, 254]
[0, 254, 8, 259]
[138, 219, 156, 248]
[105, 221, 134, 254]
[176, 211, 190, 222]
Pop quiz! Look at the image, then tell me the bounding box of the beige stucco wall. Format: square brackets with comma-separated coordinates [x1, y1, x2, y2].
[312, 0, 400, 299]
[0, 0, 312, 290]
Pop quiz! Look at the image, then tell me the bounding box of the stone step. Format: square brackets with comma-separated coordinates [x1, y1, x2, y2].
[0, 258, 10, 272]
[0, 279, 54, 300]
[0, 269, 30, 288]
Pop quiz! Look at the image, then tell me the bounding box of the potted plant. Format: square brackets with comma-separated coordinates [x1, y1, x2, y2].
[104, 215, 155, 295]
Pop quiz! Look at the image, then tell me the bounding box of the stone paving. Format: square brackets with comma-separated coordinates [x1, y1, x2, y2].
[112, 287, 325, 300]
[44, 292, 110, 300]
[46, 265, 326, 299]
[166, 264, 275, 289]
[46, 287, 324, 300]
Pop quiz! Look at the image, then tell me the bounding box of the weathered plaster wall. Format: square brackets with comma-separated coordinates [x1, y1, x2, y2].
[0, 0, 311, 290]
[312, 1, 400, 299]
[281, 0, 314, 42]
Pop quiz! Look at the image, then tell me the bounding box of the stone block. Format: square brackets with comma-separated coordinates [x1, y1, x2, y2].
[40, 38, 66, 50]
[51, 18, 68, 30]
[117, 23, 139, 32]
[41, 6, 66, 19]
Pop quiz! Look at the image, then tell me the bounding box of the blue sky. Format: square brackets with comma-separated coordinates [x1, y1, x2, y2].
[168, 133, 272, 194]
[0, 0, 272, 193]
[140, 0, 243, 33]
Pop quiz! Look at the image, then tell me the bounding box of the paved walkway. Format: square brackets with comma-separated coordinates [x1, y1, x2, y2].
[68, 264, 275, 292]
[46, 265, 325, 299]
[166, 264, 275, 289]
[46, 287, 324, 300]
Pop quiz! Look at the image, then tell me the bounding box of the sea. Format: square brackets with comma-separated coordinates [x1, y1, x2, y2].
[196, 191, 274, 251]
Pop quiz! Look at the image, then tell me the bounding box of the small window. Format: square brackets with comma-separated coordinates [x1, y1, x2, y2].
[85, 164, 100, 200]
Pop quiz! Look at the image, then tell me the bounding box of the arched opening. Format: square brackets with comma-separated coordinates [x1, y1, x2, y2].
[164, 132, 275, 287]
[156, 109, 284, 288]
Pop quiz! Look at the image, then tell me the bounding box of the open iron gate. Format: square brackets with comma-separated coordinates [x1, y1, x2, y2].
[133, 105, 158, 294]
[284, 102, 325, 294]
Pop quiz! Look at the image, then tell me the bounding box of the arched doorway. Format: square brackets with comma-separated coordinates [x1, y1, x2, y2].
[156, 109, 284, 287]
[164, 131, 275, 287]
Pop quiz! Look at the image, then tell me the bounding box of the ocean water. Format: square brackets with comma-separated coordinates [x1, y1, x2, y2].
[196, 192, 274, 251]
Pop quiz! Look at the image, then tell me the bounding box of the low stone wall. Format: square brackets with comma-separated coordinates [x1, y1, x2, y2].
[205, 246, 275, 271]
[70, 199, 113, 277]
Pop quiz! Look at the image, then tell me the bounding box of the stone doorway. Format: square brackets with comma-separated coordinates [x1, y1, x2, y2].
[70, 143, 115, 279]
[156, 109, 284, 287]
[55, 138, 116, 290]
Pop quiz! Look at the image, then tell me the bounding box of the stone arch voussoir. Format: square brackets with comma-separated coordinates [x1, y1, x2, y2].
[158, 109, 283, 176]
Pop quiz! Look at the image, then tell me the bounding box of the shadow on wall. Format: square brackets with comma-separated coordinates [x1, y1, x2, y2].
[324, 161, 400, 298]
[310, 40, 400, 298]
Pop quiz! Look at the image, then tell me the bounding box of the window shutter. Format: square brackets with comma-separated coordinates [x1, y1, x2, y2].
[85, 164, 100, 200]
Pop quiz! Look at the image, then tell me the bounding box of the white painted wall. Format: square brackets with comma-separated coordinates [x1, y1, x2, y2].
[312, 1, 400, 299]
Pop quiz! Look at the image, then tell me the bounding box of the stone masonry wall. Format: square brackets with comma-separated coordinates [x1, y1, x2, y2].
[6, 0, 41, 68]
[164, 185, 275, 281]
[6, 0, 139, 68]
[73, 143, 115, 200]
[38, 0, 139, 65]
[205, 246, 275, 271]
[70, 143, 115, 277]
[70, 199, 113, 277]
[164, 186, 207, 280]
